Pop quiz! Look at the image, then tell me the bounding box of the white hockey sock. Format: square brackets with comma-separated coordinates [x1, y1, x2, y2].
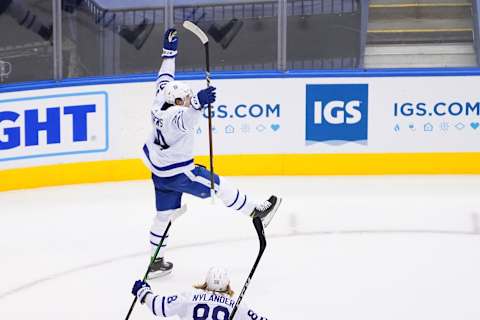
[217, 177, 255, 216]
[149, 210, 172, 259]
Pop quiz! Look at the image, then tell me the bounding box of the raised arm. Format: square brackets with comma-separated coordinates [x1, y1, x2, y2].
[154, 28, 178, 99]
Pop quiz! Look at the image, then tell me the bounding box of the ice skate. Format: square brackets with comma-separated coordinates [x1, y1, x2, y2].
[250, 195, 282, 228]
[147, 257, 173, 279]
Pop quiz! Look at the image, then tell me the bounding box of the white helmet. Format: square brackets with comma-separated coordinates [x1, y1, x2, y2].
[205, 267, 230, 292]
[164, 81, 193, 105]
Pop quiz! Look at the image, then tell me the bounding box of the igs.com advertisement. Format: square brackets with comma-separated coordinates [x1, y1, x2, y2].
[193, 79, 284, 155]
[0, 91, 109, 162]
[384, 76, 480, 152]
[194, 76, 480, 155]
[306, 84, 368, 145]
[304, 76, 480, 153]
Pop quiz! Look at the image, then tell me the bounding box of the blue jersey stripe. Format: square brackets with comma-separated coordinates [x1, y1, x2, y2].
[143, 145, 193, 171]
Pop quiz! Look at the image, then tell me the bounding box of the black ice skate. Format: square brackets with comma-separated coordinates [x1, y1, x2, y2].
[250, 195, 282, 228]
[147, 257, 173, 279]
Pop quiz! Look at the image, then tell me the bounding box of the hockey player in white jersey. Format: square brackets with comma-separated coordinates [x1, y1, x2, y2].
[132, 267, 267, 320]
[142, 28, 282, 278]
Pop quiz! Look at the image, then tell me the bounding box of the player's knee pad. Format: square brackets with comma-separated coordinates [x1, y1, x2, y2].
[155, 205, 187, 224]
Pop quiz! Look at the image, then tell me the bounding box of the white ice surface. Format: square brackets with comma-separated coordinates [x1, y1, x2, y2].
[1, 176, 480, 319]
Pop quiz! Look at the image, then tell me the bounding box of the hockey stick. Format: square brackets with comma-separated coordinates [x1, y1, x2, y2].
[124, 221, 172, 320]
[182, 20, 215, 202]
[229, 217, 267, 320]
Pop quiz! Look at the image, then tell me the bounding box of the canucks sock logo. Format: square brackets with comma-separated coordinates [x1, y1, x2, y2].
[306, 84, 368, 144]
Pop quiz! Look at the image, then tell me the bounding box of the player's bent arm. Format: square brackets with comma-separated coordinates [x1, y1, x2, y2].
[179, 97, 203, 130]
[176, 86, 217, 130]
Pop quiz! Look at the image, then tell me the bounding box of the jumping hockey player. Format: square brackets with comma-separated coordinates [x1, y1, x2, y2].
[132, 267, 268, 319]
[142, 28, 282, 278]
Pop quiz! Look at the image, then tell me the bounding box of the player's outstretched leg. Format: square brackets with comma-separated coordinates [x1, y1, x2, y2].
[174, 166, 283, 228]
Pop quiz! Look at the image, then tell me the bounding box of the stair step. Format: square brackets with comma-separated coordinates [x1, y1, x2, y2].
[369, 0, 472, 5]
[370, 2, 471, 8]
[365, 43, 475, 54]
[364, 43, 477, 68]
[369, 4, 471, 19]
[368, 31, 472, 44]
[368, 17, 473, 43]
[368, 17, 472, 29]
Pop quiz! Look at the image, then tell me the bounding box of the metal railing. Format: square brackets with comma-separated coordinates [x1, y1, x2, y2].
[0, 0, 363, 83]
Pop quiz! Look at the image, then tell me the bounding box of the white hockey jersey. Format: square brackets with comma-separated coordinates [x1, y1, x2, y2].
[142, 57, 204, 177]
[143, 289, 267, 320]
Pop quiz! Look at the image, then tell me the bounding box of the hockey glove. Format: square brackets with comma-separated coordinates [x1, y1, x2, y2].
[195, 86, 217, 110]
[132, 280, 152, 303]
[162, 28, 178, 58]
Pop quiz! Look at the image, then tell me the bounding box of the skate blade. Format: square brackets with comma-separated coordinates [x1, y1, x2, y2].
[147, 269, 173, 280]
[263, 197, 282, 228]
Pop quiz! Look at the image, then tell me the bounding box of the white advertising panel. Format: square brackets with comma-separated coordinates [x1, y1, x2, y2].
[0, 91, 108, 162]
[0, 74, 479, 170]
[194, 76, 480, 154]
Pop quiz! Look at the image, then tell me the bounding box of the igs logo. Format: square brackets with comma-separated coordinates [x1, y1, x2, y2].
[0, 92, 108, 161]
[306, 84, 368, 143]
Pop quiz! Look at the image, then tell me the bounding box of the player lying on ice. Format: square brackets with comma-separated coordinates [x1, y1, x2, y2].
[141, 28, 282, 279]
[132, 267, 268, 319]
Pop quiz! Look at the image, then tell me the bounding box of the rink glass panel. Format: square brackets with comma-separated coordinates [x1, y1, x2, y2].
[0, 0, 53, 83]
[286, 0, 362, 69]
[173, 0, 279, 72]
[61, 0, 165, 78]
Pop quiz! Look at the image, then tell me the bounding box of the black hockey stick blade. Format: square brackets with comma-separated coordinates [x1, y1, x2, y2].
[229, 218, 266, 320]
[124, 221, 172, 320]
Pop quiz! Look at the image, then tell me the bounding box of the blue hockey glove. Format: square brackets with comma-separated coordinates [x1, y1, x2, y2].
[162, 28, 178, 58]
[196, 86, 217, 108]
[132, 280, 152, 303]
